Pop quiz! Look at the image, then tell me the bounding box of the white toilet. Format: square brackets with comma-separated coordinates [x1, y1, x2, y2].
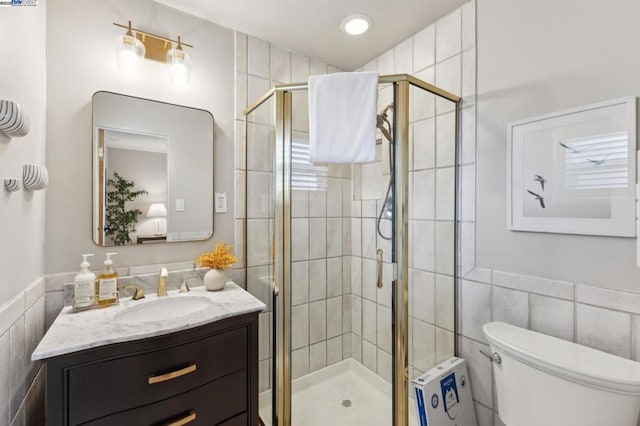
[483, 321, 640, 426]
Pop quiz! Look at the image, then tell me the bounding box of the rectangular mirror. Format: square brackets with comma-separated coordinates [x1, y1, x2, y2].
[92, 91, 214, 246]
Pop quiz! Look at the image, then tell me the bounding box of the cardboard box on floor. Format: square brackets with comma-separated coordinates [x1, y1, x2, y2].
[412, 357, 478, 426]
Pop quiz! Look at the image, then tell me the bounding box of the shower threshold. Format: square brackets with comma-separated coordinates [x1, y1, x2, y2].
[259, 358, 418, 426]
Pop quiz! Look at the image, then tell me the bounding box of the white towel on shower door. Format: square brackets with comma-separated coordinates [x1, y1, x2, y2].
[308, 71, 378, 163]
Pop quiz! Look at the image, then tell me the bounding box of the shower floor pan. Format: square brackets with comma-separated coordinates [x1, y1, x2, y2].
[259, 359, 418, 426]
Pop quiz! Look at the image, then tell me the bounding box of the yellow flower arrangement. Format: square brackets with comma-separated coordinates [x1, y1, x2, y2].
[195, 242, 239, 270]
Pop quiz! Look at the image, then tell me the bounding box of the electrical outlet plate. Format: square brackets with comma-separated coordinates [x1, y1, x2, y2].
[215, 192, 227, 213]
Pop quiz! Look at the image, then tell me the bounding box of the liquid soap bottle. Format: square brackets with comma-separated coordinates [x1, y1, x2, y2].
[73, 254, 96, 311]
[96, 252, 118, 307]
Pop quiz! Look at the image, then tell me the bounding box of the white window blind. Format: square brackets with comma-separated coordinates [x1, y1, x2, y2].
[292, 138, 328, 191]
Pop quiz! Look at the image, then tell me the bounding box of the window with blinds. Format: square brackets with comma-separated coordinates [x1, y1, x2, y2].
[562, 131, 628, 190]
[291, 138, 328, 191]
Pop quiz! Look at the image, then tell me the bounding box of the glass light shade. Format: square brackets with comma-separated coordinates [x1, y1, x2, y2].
[340, 14, 374, 35]
[167, 47, 191, 85]
[115, 34, 145, 75]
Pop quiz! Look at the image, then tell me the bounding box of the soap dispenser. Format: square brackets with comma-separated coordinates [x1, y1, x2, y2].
[73, 254, 96, 311]
[96, 252, 118, 307]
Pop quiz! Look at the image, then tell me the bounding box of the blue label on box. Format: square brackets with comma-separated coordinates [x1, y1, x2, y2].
[440, 372, 460, 414]
[415, 387, 428, 426]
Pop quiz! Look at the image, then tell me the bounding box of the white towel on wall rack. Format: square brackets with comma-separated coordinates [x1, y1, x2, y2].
[308, 71, 378, 164]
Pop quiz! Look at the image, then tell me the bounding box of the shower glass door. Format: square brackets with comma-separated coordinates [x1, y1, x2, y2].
[245, 75, 460, 426]
[245, 94, 276, 426]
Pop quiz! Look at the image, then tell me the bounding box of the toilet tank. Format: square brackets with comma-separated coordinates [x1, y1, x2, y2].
[483, 322, 640, 426]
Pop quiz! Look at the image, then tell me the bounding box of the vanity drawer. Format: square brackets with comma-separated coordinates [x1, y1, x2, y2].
[85, 369, 247, 426]
[68, 327, 247, 425]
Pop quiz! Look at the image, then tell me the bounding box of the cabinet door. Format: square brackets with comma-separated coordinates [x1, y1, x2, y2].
[69, 327, 247, 425]
[85, 369, 247, 426]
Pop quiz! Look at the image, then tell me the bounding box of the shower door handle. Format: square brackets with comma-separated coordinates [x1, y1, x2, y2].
[377, 249, 383, 288]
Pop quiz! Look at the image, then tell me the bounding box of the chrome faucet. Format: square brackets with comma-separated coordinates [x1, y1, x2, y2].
[158, 267, 168, 296]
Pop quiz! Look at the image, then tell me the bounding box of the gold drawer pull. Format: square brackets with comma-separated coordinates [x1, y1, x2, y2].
[165, 410, 197, 426]
[148, 363, 197, 384]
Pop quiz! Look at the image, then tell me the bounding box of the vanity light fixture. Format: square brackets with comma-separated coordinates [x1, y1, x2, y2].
[113, 21, 193, 84]
[340, 13, 374, 36]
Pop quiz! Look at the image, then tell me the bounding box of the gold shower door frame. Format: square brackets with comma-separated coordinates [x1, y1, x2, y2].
[244, 74, 461, 426]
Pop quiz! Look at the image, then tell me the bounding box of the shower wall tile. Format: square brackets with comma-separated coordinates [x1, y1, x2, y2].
[394, 37, 413, 73]
[412, 319, 435, 372]
[342, 333, 352, 360]
[327, 218, 342, 257]
[342, 295, 352, 333]
[460, 279, 491, 342]
[291, 53, 310, 82]
[309, 341, 326, 372]
[351, 334, 362, 363]
[434, 54, 461, 114]
[462, 47, 477, 104]
[292, 261, 310, 306]
[258, 313, 270, 361]
[377, 50, 393, 75]
[342, 217, 351, 256]
[327, 258, 342, 298]
[412, 220, 435, 272]
[435, 274, 455, 331]
[235, 32, 247, 74]
[351, 295, 362, 336]
[235, 72, 247, 121]
[460, 222, 475, 277]
[292, 304, 309, 350]
[492, 286, 528, 329]
[434, 222, 454, 275]
[291, 218, 309, 262]
[309, 189, 326, 217]
[270, 45, 291, 83]
[309, 259, 327, 302]
[362, 340, 377, 372]
[413, 117, 436, 171]
[464, 267, 492, 284]
[529, 294, 574, 341]
[377, 348, 392, 383]
[461, 0, 476, 52]
[461, 164, 476, 222]
[362, 299, 377, 344]
[412, 68, 436, 121]
[327, 178, 343, 217]
[327, 336, 343, 366]
[411, 269, 435, 324]
[412, 170, 435, 220]
[309, 218, 327, 259]
[576, 304, 631, 358]
[292, 347, 309, 379]
[309, 300, 327, 344]
[327, 296, 343, 339]
[435, 328, 455, 364]
[377, 305, 392, 353]
[362, 258, 377, 301]
[413, 26, 435, 72]
[350, 256, 362, 296]
[436, 112, 456, 167]
[461, 106, 476, 165]
[435, 167, 455, 221]
[474, 402, 493, 426]
[435, 8, 462, 62]
[247, 36, 270, 78]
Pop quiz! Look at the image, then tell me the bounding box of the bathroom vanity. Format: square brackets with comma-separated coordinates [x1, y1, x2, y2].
[33, 284, 266, 426]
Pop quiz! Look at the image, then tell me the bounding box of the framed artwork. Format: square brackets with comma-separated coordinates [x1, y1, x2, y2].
[507, 97, 636, 236]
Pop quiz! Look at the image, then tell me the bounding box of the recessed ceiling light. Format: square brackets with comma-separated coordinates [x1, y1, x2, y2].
[340, 14, 374, 36]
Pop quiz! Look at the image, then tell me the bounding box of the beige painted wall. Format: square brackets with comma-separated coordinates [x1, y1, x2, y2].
[0, 3, 47, 303]
[45, 0, 235, 273]
[476, 0, 640, 291]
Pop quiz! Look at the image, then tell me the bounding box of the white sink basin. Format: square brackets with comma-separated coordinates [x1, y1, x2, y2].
[113, 297, 211, 323]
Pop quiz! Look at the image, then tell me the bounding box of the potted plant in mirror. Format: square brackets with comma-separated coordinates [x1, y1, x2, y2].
[195, 242, 239, 291]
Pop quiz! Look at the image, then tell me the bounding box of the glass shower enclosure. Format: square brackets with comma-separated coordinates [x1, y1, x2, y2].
[244, 74, 460, 426]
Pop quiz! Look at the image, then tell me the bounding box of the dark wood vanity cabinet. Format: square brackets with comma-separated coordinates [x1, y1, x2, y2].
[45, 313, 258, 426]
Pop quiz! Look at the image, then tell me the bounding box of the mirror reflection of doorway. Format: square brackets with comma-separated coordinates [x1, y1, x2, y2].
[100, 129, 168, 246]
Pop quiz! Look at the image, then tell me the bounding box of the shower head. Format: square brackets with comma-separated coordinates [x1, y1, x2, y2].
[376, 103, 394, 144]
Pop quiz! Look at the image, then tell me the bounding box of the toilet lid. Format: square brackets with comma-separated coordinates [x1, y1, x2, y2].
[483, 322, 640, 394]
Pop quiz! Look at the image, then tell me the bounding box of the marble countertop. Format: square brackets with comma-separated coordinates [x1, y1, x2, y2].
[32, 283, 266, 361]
